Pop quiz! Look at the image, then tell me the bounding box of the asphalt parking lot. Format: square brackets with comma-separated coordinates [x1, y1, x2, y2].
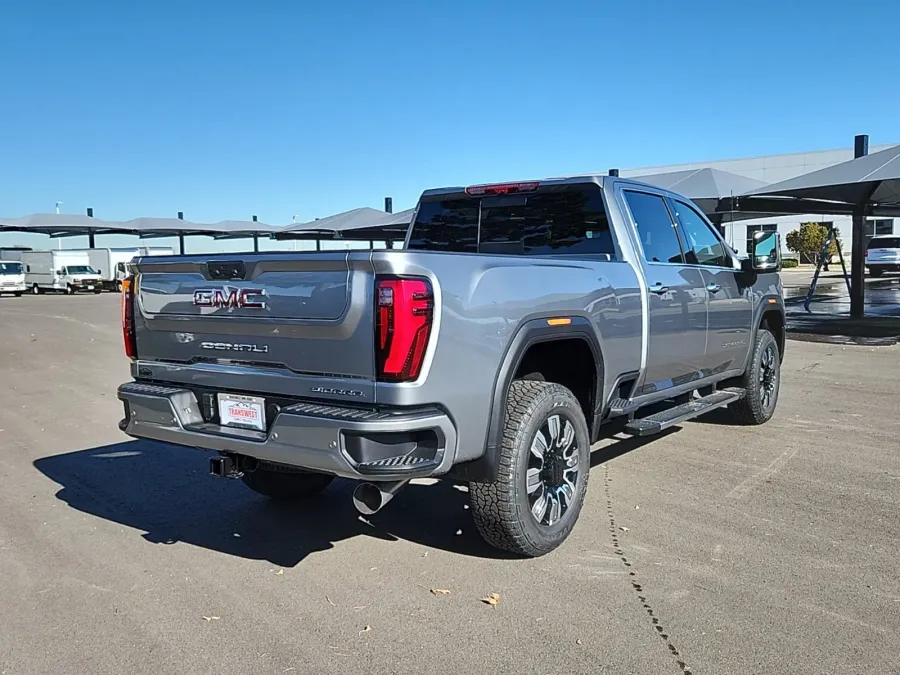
[1, 294, 899, 675]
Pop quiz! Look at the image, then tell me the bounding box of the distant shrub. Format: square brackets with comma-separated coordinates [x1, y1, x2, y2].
[782, 258, 799, 268]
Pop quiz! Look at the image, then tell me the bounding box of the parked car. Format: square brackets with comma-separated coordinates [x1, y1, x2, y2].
[117, 176, 785, 557]
[865, 236, 900, 276]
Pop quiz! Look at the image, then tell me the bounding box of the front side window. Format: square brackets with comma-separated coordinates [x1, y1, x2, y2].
[671, 200, 731, 267]
[622, 191, 683, 264]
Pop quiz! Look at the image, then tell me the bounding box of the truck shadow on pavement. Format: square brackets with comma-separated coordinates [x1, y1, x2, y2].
[34, 433, 665, 567]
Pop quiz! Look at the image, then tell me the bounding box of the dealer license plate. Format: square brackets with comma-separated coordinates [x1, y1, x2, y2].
[218, 393, 266, 431]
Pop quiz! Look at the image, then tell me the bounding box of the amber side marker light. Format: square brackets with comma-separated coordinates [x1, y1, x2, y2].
[768, 298, 777, 304]
[547, 318, 572, 326]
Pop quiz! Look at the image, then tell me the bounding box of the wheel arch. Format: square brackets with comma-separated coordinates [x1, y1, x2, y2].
[448, 315, 604, 483]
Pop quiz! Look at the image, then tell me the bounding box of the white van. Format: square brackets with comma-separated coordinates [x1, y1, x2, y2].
[22, 251, 103, 294]
[0, 261, 26, 296]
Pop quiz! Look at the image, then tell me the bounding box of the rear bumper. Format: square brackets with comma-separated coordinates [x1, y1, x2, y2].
[116, 382, 458, 481]
[867, 263, 900, 271]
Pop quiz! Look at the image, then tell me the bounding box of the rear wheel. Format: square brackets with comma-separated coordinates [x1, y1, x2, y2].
[729, 328, 780, 425]
[241, 468, 334, 500]
[31, 284, 42, 295]
[469, 380, 590, 558]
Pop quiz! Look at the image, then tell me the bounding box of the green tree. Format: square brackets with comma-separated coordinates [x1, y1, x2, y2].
[785, 222, 840, 264]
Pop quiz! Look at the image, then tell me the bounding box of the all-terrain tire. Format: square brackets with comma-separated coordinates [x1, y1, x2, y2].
[729, 328, 780, 425]
[241, 468, 334, 500]
[469, 380, 591, 558]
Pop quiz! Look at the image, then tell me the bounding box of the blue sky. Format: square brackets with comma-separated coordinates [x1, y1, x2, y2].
[1, 0, 898, 250]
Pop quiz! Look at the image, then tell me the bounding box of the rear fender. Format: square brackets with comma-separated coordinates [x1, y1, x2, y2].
[448, 315, 604, 483]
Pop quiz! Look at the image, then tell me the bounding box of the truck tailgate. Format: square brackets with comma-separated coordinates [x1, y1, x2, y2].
[132, 252, 378, 401]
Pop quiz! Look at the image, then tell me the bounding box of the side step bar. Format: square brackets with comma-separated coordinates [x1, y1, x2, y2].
[623, 388, 744, 437]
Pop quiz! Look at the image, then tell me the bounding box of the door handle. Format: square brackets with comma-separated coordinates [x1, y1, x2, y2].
[648, 283, 669, 295]
[706, 283, 721, 293]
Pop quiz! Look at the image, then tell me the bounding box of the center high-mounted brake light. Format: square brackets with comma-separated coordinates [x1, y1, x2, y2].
[122, 276, 137, 359]
[375, 276, 434, 382]
[465, 181, 540, 196]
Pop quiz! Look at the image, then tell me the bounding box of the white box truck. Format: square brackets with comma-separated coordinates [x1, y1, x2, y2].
[64, 247, 174, 291]
[0, 260, 26, 296]
[21, 250, 103, 295]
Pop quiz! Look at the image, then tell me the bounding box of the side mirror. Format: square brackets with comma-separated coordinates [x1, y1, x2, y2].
[749, 231, 781, 272]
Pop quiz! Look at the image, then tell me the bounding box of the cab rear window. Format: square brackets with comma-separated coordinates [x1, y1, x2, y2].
[408, 185, 616, 258]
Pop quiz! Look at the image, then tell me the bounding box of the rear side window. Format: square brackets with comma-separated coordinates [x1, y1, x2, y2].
[867, 237, 900, 250]
[622, 191, 684, 264]
[407, 185, 616, 258]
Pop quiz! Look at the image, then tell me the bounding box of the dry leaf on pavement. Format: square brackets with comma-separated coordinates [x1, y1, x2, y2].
[482, 592, 501, 607]
[430, 588, 451, 596]
[359, 625, 372, 635]
[202, 616, 220, 622]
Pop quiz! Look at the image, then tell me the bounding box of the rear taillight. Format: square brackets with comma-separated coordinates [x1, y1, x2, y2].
[122, 276, 137, 359]
[375, 276, 434, 382]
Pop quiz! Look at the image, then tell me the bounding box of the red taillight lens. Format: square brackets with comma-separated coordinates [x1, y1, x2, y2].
[375, 276, 434, 382]
[122, 276, 137, 359]
[465, 181, 540, 196]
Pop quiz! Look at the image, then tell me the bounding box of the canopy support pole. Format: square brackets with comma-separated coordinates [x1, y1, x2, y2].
[178, 233, 185, 255]
[850, 135, 869, 319]
[88, 232, 96, 248]
[253, 234, 259, 253]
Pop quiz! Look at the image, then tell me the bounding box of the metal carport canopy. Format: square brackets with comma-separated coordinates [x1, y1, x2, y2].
[275, 207, 414, 241]
[629, 168, 776, 223]
[0, 214, 135, 237]
[725, 142, 900, 318]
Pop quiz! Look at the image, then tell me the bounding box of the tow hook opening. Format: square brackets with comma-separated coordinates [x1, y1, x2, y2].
[352, 479, 410, 515]
[209, 453, 258, 479]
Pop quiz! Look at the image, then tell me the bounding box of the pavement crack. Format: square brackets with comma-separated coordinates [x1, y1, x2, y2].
[604, 463, 692, 675]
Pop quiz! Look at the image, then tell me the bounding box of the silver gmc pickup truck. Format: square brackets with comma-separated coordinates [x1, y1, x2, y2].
[117, 176, 785, 557]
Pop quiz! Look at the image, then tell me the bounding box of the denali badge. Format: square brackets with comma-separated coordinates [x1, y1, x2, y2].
[310, 386, 364, 397]
[193, 287, 266, 309]
[200, 342, 269, 353]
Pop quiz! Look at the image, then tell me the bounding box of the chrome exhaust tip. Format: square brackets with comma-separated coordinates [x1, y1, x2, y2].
[352, 480, 409, 515]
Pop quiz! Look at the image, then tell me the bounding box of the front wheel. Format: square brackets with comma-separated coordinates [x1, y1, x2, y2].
[729, 328, 780, 425]
[869, 267, 884, 278]
[241, 468, 334, 500]
[65, 284, 75, 295]
[469, 380, 591, 557]
[13, 292, 22, 297]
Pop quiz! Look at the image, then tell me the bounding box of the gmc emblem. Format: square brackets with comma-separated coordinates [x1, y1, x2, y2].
[193, 287, 266, 309]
